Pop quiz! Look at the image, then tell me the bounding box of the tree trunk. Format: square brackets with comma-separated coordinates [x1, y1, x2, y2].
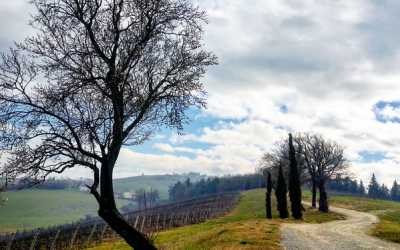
[99, 208, 157, 249]
[318, 182, 329, 213]
[312, 181, 317, 207]
[97, 158, 158, 249]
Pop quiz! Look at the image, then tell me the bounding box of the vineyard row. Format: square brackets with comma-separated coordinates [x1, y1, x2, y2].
[0, 191, 240, 250]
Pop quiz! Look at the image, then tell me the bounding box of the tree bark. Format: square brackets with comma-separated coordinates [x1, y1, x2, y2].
[99, 208, 157, 250]
[318, 182, 329, 213]
[97, 157, 158, 249]
[312, 181, 317, 207]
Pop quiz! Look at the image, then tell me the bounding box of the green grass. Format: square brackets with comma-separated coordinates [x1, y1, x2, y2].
[0, 188, 131, 232]
[302, 190, 400, 243]
[90, 189, 344, 250]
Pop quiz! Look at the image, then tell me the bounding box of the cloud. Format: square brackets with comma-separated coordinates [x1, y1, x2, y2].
[0, 1, 37, 52]
[2, 0, 400, 188]
[114, 147, 257, 178]
[375, 105, 400, 121]
[352, 160, 400, 188]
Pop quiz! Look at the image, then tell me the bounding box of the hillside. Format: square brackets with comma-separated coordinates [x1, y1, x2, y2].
[89, 189, 344, 249]
[112, 174, 195, 200]
[0, 188, 131, 232]
[0, 174, 198, 232]
[88, 190, 400, 249]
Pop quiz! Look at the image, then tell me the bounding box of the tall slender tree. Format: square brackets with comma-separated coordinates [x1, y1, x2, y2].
[368, 173, 380, 198]
[266, 171, 273, 219]
[358, 179, 366, 196]
[276, 163, 289, 219]
[391, 180, 399, 201]
[288, 133, 302, 219]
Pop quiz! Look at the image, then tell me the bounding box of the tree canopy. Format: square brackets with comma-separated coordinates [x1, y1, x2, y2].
[0, 0, 217, 248]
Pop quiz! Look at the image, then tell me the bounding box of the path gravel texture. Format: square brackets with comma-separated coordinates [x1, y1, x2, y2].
[281, 202, 400, 250]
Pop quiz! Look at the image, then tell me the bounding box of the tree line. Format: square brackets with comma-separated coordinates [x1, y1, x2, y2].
[168, 173, 265, 202]
[2, 177, 73, 191]
[328, 173, 400, 201]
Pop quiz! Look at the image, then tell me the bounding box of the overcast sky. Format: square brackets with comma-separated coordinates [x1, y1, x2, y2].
[1, 0, 400, 187]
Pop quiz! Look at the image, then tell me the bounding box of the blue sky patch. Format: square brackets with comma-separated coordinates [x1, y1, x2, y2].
[373, 101, 400, 123]
[280, 105, 288, 114]
[357, 151, 387, 162]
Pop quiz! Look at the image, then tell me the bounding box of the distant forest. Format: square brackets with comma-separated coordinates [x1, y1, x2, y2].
[328, 173, 400, 201]
[3, 177, 88, 191]
[168, 173, 265, 202]
[168, 172, 400, 203]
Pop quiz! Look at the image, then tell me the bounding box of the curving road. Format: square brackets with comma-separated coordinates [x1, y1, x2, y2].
[281, 202, 400, 250]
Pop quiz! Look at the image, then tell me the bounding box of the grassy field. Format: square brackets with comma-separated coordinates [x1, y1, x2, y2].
[90, 189, 344, 250]
[0, 188, 131, 232]
[302, 190, 400, 243]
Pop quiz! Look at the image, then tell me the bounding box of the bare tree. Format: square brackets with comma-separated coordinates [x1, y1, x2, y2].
[295, 133, 351, 212]
[0, 0, 217, 249]
[258, 137, 309, 187]
[259, 133, 352, 212]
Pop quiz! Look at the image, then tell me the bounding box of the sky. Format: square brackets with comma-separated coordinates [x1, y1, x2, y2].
[1, 0, 400, 187]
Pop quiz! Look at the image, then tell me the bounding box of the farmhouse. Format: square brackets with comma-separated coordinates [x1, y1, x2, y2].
[114, 192, 123, 198]
[78, 184, 90, 192]
[114, 191, 138, 199]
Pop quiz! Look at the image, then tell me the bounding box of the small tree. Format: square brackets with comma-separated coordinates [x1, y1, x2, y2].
[266, 171, 273, 219]
[391, 180, 399, 201]
[185, 177, 191, 188]
[275, 163, 289, 219]
[358, 180, 366, 196]
[368, 173, 380, 198]
[379, 183, 390, 200]
[288, 133, 302, 219]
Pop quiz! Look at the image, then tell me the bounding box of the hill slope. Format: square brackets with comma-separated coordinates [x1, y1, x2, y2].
[90, 189, 343, 249]
[0, 188, 131, 232]
[112, 174, 191, 200]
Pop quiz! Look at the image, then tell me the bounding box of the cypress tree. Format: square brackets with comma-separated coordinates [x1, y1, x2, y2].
[368, 173, 379, 198]
[266, 171, 273, 219]
[288, 133, 302, 219]
[391, 180, 399, 201]
[275, 163, 289, 219]
[358, 179, 366, 196]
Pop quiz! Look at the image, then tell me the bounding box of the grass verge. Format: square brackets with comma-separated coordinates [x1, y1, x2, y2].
[302, 190, 400, 243]
[90, 189, 344, 250]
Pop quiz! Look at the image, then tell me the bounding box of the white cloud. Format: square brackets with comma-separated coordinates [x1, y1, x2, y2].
[352, 160, 400, 188]
[114, 147, 257, 178]
[376, 106, 400, 120]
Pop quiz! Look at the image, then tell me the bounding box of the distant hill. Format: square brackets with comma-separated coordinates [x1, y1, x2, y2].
[0, 173, 208, 232]
[112, 173, 207, 200]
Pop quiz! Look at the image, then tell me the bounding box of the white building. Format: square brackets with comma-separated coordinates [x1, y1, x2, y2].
[79, 184, 90, 192]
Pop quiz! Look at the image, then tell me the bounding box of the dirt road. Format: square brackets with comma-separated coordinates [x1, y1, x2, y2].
[281, 202, 400, 250]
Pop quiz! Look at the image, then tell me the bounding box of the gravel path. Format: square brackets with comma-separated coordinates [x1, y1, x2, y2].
[281, 202, 400, 250]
